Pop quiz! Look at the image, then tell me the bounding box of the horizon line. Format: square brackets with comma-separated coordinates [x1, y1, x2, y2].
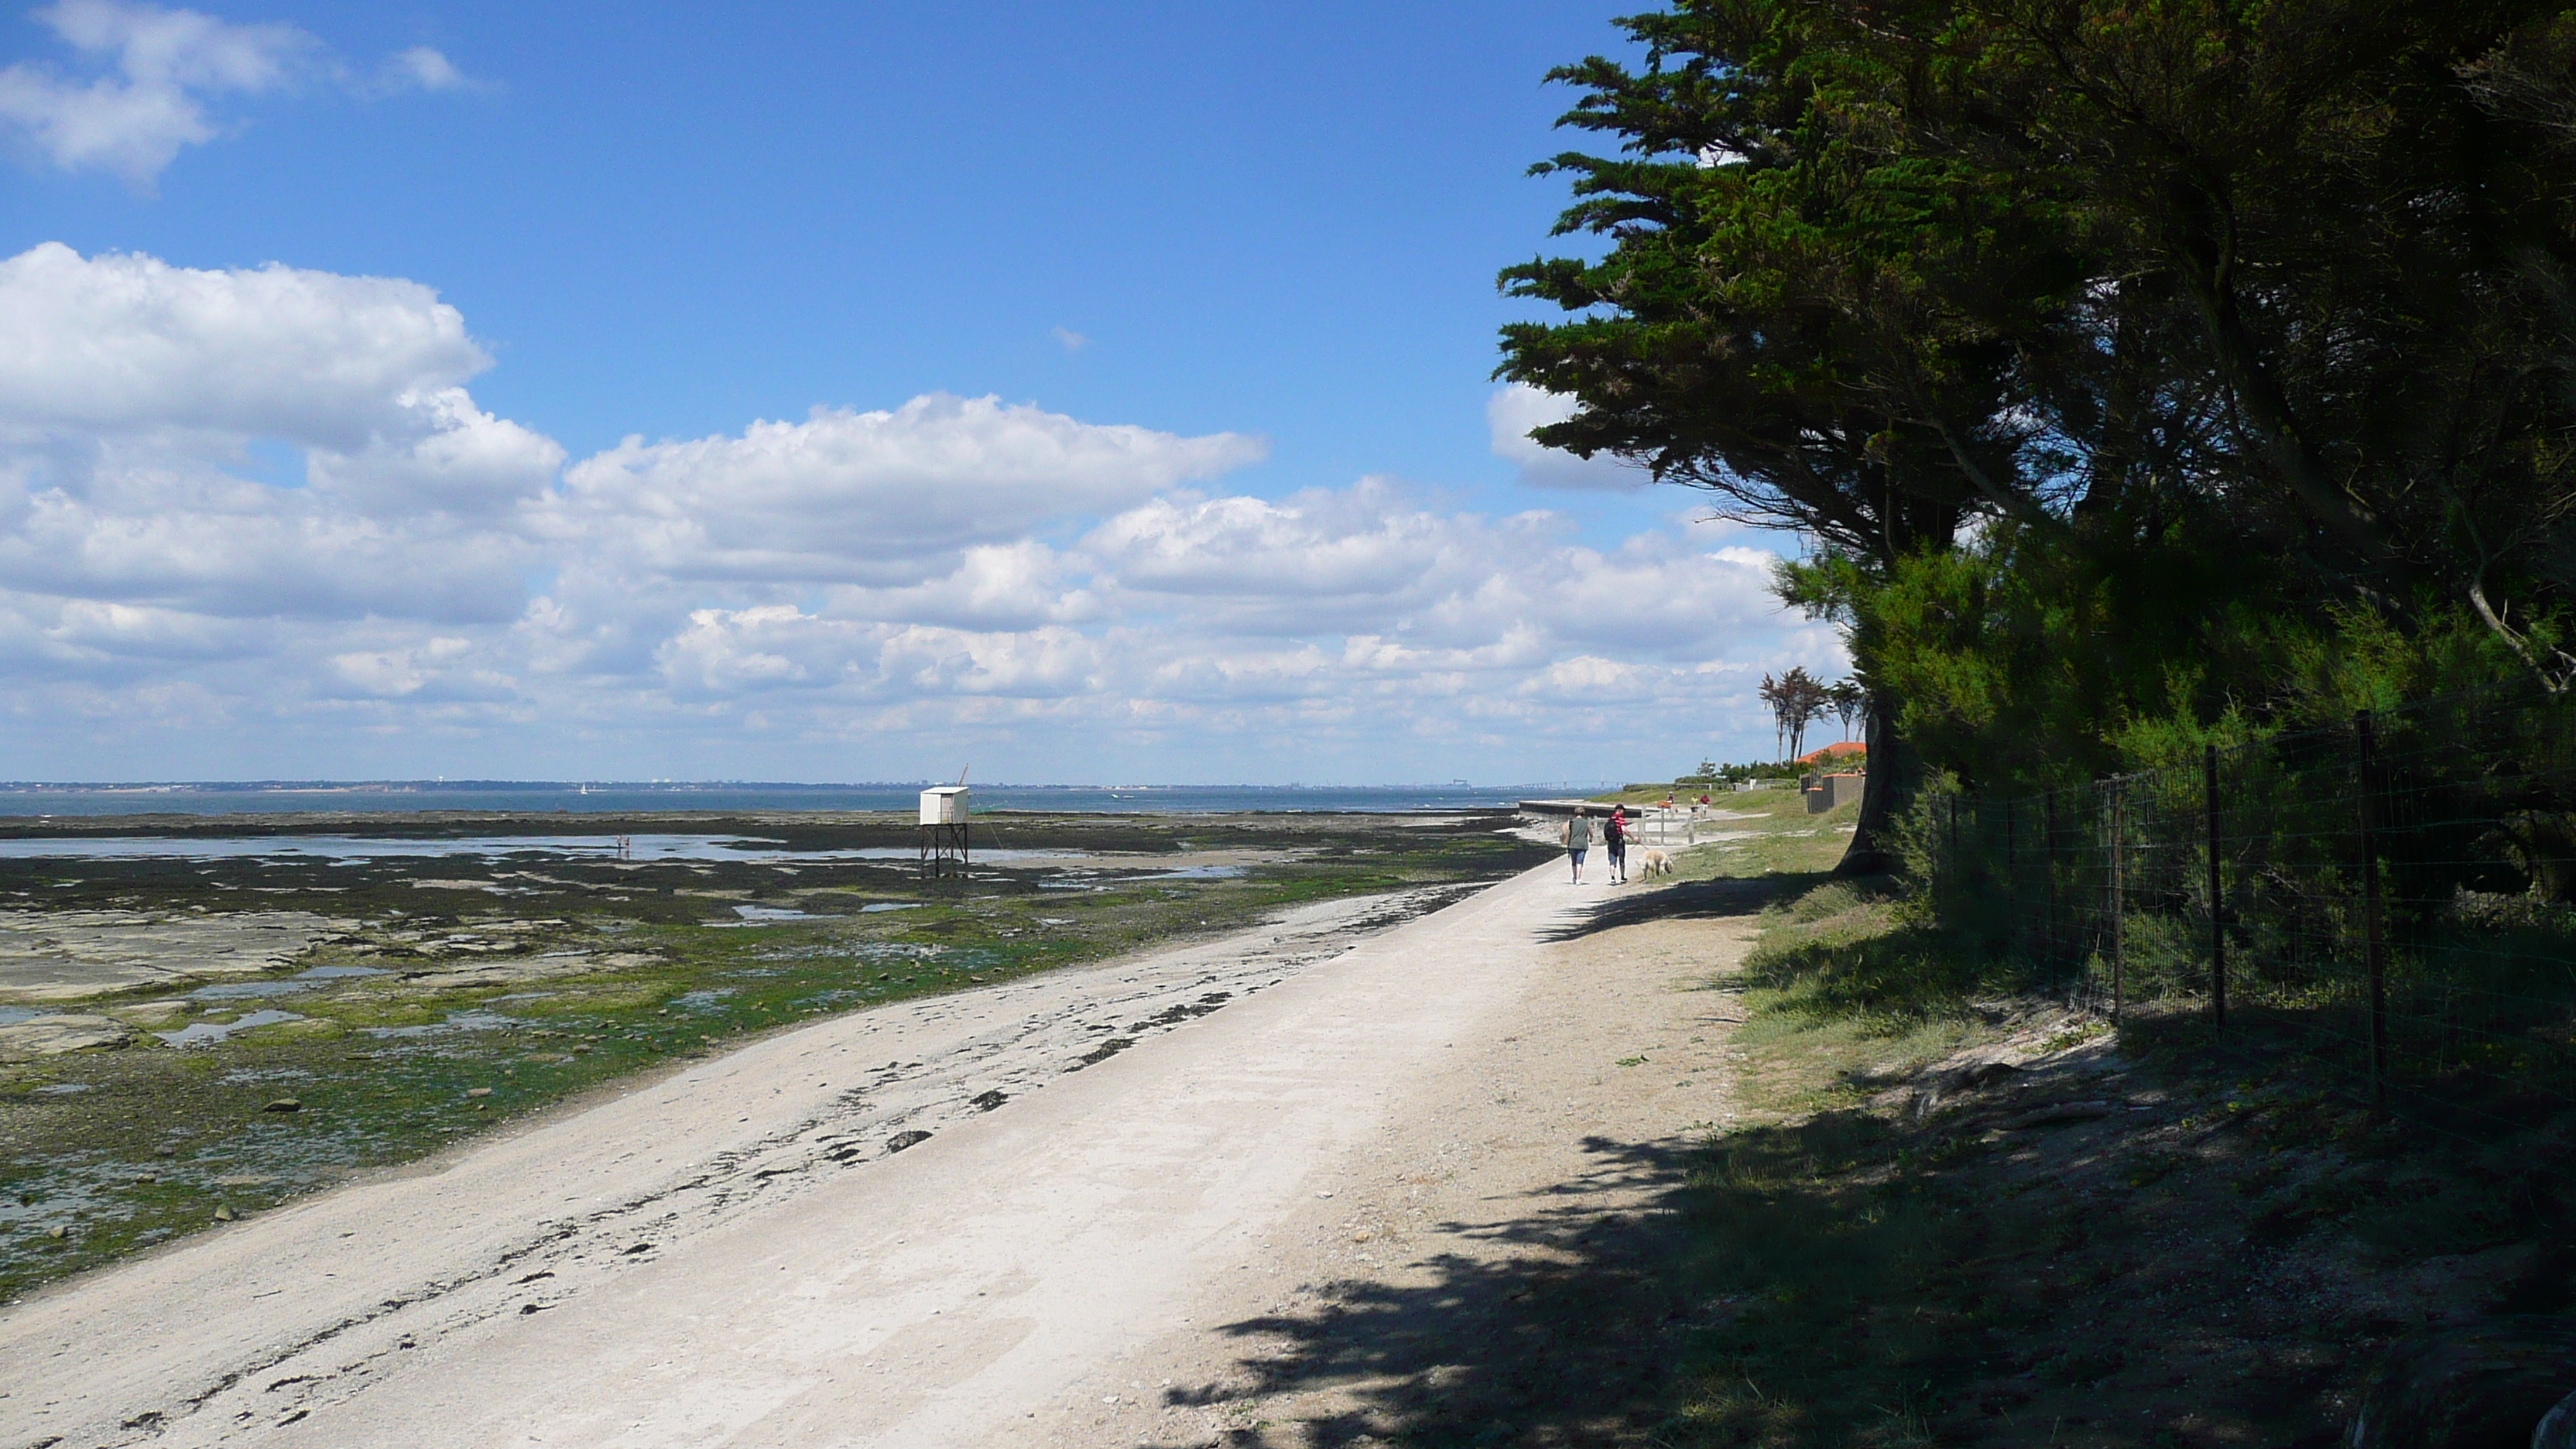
[0, 779, 1615, 792]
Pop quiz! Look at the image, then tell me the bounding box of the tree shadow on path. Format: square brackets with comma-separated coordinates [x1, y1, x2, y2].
[1536, 868, 1831, 944]
[1169, 1134, 1711, 1448]
[1144, 869, 1816, 1446]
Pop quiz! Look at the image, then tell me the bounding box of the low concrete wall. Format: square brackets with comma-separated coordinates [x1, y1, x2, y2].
[1804, 772, 1864, 814]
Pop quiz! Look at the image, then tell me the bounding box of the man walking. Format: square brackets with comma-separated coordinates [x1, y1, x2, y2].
[1605, 805, 1629, 884]
[1561, 806, 1593, 884]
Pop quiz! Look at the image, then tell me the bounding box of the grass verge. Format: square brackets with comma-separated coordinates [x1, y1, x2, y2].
[1651, 868, 2576, 1448]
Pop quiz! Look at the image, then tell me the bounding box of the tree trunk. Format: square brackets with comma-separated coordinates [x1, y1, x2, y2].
[1837, 695, 1906, 876]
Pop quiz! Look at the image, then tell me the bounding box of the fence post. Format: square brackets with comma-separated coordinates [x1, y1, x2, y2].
[2358, 711, 2389, 1105]
[2003, 800, 2017, 948]
[2045, 789, 2062, 966]
[2109, 779, 2125, 1021]
[2206, 743, 2226, 1029]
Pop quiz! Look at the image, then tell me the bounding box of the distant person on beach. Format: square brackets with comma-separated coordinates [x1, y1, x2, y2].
[1561, 807, 1592, 883]
[1605, 805, 1629, 884]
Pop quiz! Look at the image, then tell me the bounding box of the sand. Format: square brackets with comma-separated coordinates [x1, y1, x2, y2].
[0, 859, 1754, 1448]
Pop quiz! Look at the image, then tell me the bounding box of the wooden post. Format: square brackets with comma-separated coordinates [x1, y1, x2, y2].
[2206, 743, 2226, 1029]
[2358, 711, 2389, 1104]
[2004, 800, 2017, 947]
[2045, 789, 2061, 965]
[919, 820, 971, 877]
[2109, 779, 2125, 1021]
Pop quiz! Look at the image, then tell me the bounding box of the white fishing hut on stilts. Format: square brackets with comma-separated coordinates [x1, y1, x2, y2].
[919, 772, 970, 877]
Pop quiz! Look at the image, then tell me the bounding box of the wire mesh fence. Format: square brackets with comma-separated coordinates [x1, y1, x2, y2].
[1937, 675, 2576, 1125]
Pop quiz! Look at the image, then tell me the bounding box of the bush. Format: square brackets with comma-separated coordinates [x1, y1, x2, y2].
[1679, 759, 1808, 786]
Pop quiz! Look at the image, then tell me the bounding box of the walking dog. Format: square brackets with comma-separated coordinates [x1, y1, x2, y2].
[1639, 848, 1674, 879]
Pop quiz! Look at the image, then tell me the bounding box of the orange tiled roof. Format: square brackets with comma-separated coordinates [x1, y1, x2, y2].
[1795, 740, 1867, 765]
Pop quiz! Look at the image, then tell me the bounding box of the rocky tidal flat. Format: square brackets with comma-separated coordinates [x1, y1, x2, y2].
[0, 807, 1547, 1302]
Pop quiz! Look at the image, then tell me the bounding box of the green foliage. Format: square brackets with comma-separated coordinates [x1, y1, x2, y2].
[1506, 0, 2576, 837]
[1677, 760, 1804, 785]
[1803, 519, 2560, 790]
[1495, 0, 2098, 866]
[2274, 607, 2569, 723]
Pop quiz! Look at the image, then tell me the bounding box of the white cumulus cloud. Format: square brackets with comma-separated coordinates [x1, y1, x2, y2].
[307, 389, 564, 517]
[546, 393, 1266, 584]
[0, 242, 490, 447]
[0, 242, 1843, 782]
[375, 45, 461, 95]
[1488, 383, 1646, 491]
[0, 244, 542, 621]
[0, 1, 466, 186]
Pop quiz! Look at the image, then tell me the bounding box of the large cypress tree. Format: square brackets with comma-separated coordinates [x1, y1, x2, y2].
[1505, 0, 2576, 843]
[1498, 0, 2086, 870]
[1925, 0, 2576, 676]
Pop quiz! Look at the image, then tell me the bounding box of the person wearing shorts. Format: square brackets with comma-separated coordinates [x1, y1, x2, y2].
[1561, 806, 1593, 883]
[1605, 805, 1629, 883]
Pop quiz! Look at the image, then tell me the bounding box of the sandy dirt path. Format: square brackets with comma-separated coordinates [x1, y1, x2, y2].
[2, 860, 1756, 1449]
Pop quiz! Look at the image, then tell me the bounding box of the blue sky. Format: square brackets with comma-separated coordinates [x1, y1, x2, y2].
[0, 1, 1838, 784]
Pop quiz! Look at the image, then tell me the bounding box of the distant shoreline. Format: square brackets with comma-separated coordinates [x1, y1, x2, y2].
[0, 782, 1600, 820]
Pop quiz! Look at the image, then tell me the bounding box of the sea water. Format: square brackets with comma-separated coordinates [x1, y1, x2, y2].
[0, 781, 1562, 819]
